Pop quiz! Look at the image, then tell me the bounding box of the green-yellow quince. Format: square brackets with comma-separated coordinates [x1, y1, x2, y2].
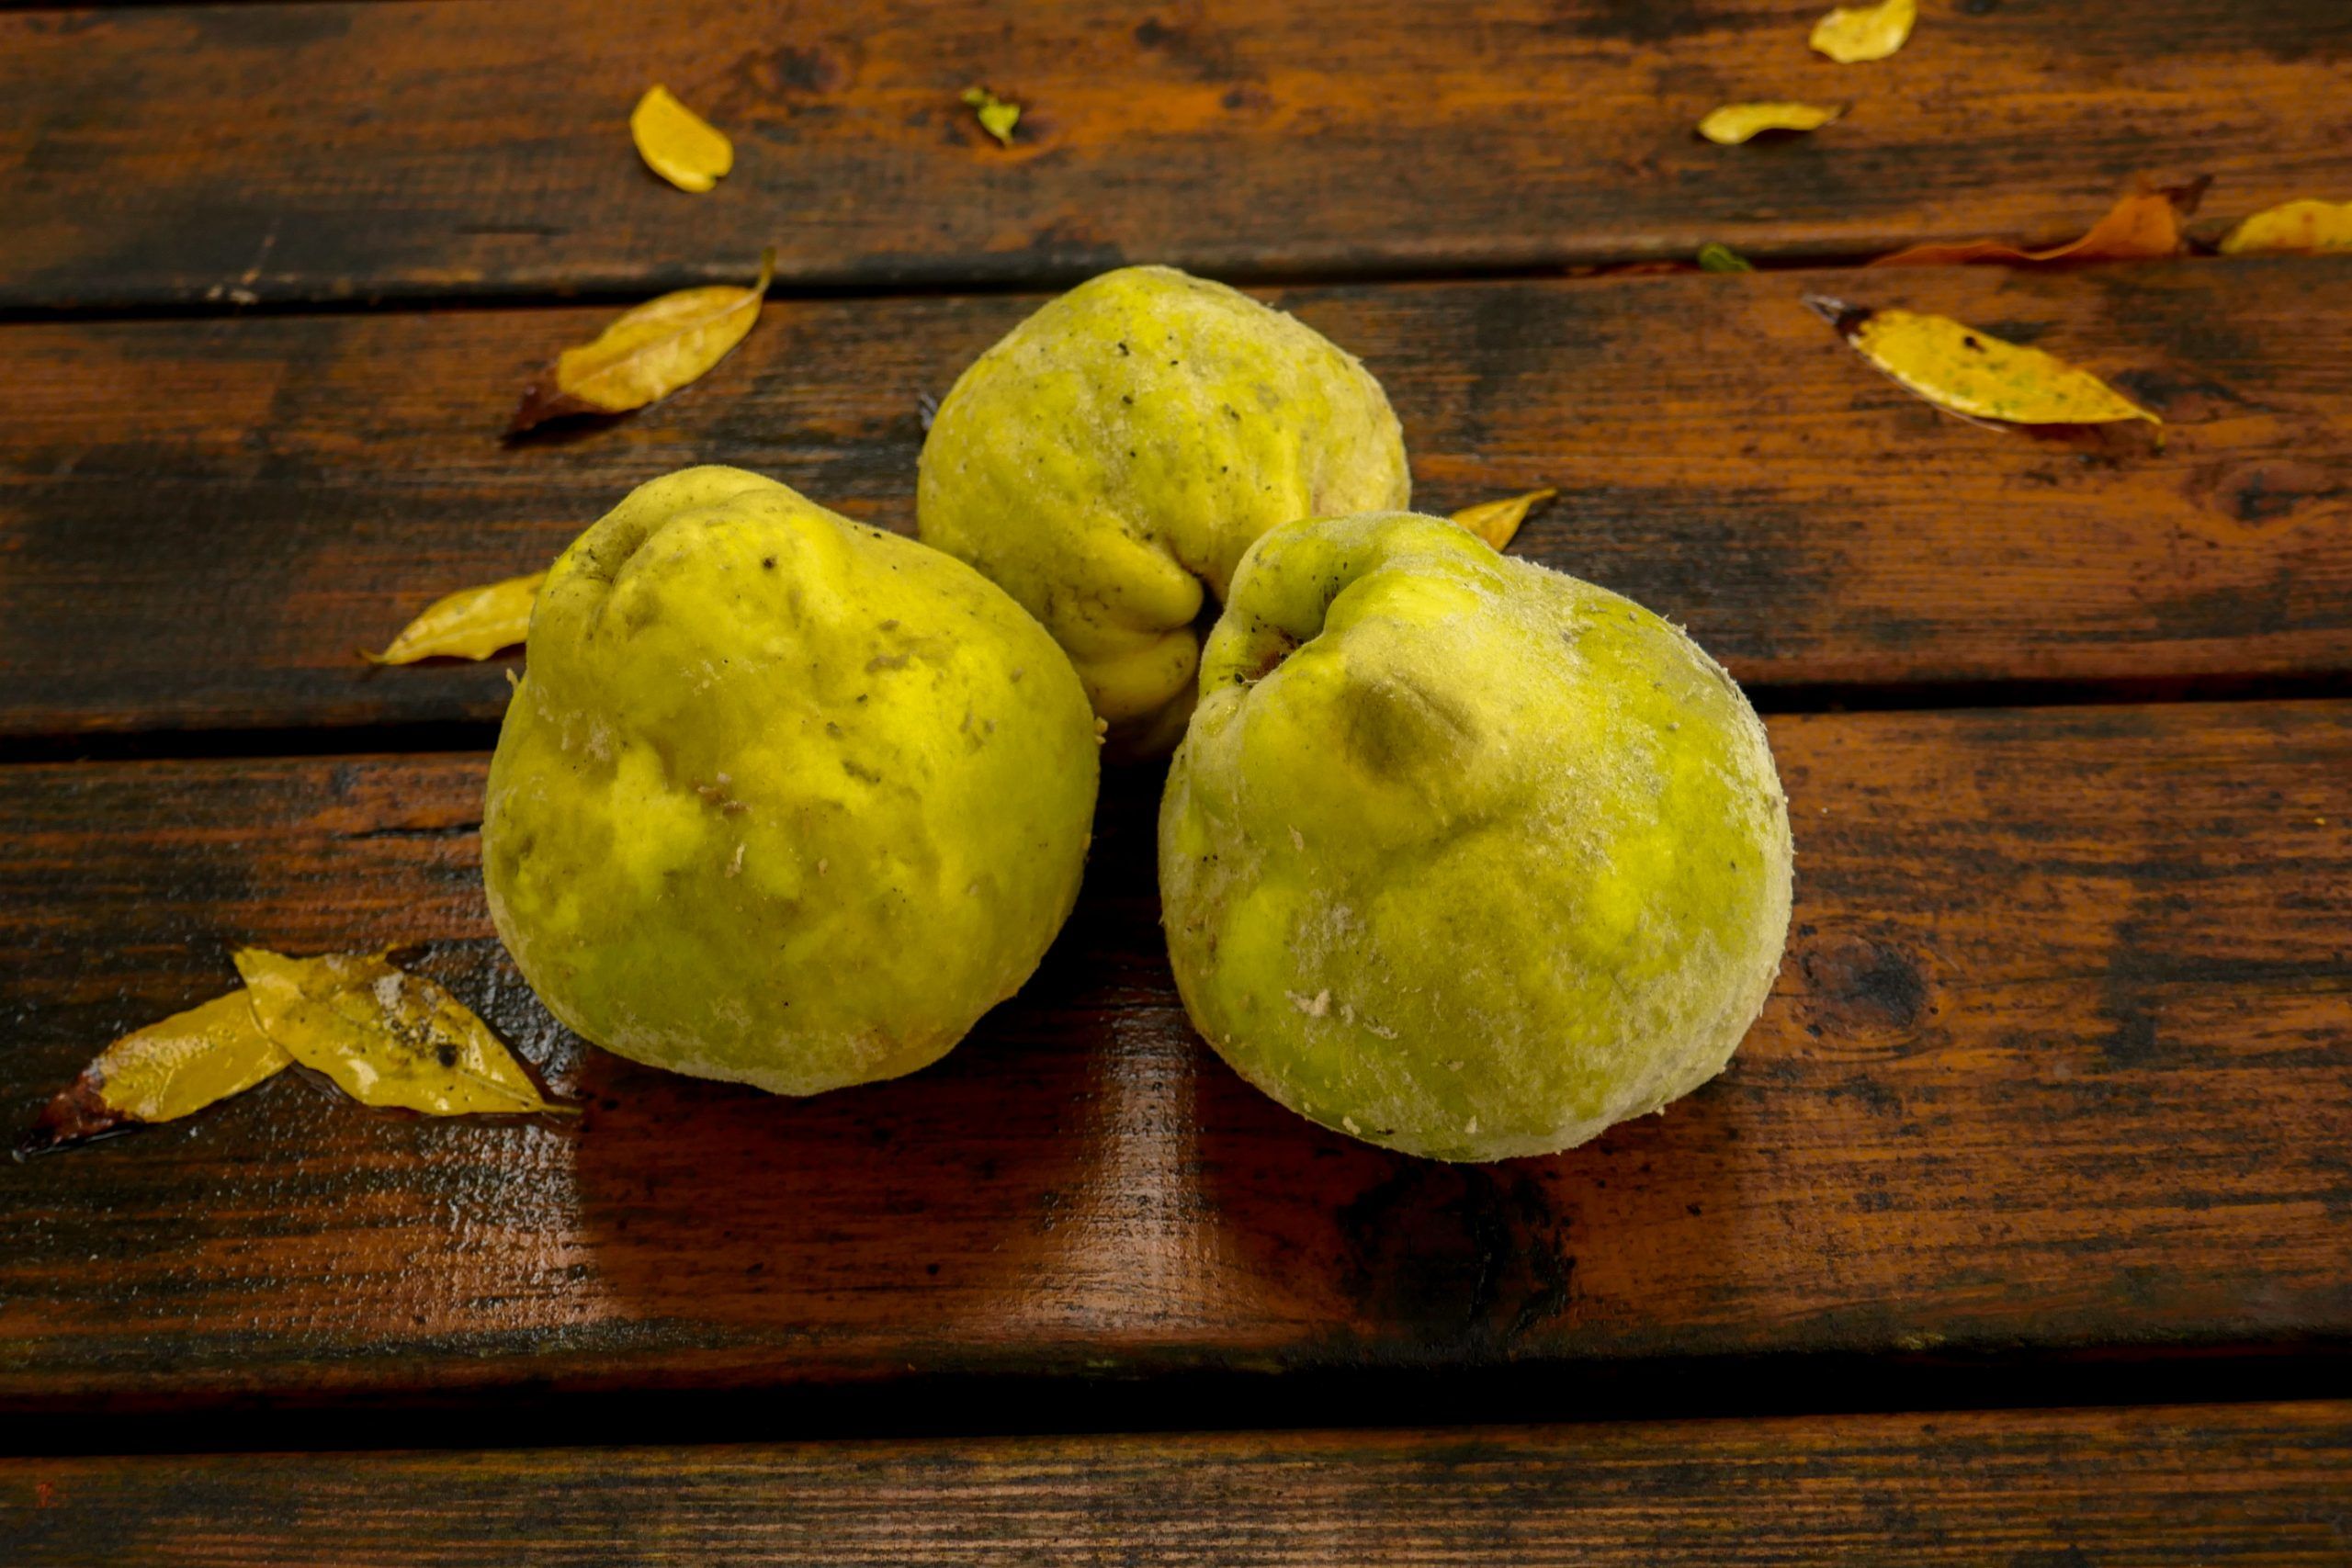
[482, 467, 1100, 1096]
[1159, 513, 1794, 1161]
[917, 265, 1410, 756]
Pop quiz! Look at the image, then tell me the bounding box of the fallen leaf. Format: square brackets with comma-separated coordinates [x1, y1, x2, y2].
[1451, 489, 1556, 551]
[962, 85, 1021, 146]
[508, 249, 774, 434]
[1810, 0, 1916, 63]
[1698, 101, 1844, 145]
[233, 948, 571, 1117]
[630, 85, 733, 193]
[1871, 176, 2208, 267]
[368, 571, 546, 664]
[1698, 242, 1755, 273]
[2219, 198, 2352, 255]
[1810, 297, 2159, 426]
[23, 991, 290, 1155]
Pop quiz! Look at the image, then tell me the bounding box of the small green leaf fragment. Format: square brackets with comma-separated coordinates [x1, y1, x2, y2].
[962, 85, 1022, 147]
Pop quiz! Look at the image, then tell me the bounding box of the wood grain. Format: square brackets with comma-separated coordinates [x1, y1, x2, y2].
[1, 700, 2346, 1412]
[5, 257, 2349, 740]
[3, 0, 2347, 308]
[6, 1401, 2351, 1565]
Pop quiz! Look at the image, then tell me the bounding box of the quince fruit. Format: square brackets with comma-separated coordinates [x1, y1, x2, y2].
[1159, 513, 1793, 1161]
[918, 265, 1410, 756]
[482, 467, 1099, 1095]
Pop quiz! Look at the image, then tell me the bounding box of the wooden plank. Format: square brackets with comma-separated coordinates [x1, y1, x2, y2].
[6, 257, 2350, 740]
[1, 0, 2346, 308]
[5, 1401, 2350, 1565]
[1, 700, 2346, 1410]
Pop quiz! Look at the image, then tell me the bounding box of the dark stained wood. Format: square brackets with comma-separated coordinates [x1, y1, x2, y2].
[5, 256, 2349, 739]
[6, 1401, 2351, 1565]
[2, 1, 2347, 309]
[1, 700, 2346, 1410]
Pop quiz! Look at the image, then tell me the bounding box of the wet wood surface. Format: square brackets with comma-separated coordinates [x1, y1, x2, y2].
[4, 701, 2346, 1411]
[3, 0, 2348, 308]
[6, 0, 2351, 1547]
[6, 1400, 2351, 1565]
[6, 255, 2349, 741]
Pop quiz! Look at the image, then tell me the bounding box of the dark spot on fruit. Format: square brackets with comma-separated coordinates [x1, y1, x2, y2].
[1339, 671, 1479, 776]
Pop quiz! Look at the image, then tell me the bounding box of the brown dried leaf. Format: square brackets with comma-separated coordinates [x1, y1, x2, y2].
[508, 249, 774, 435]
[22, 990, 291, 1156]
[232, 948, 571, 1117]
[368, 571, 545, 664]
[1870, 176, 2209, 268]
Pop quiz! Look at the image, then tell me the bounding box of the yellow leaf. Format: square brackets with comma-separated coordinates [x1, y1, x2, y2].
[26, 990, 291, 1153]
[1809, 0, 1916, 63]
[2219, 198, 2352, 255]
[232, 948, 571, 1117]
[630, 85, 733, 194]
[1698, 101, 1844, 145]
[1811, 298, 2159, 426]
[368, 571, 545, 664]
[1871, 175, 2207, 268]
[961, 85, 1022, 147]
[508, 250, 773, 434]
[1450, 489, 1556, 551]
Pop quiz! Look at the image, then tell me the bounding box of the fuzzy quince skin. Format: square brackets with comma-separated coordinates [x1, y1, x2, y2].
[917, 265, 1410, 756]
[482, 467, 1100, 1096]
[1159, 513, 1793, 1161]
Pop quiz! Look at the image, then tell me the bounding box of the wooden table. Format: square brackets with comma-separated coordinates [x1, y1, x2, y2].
[3, 3, 2348, 1562]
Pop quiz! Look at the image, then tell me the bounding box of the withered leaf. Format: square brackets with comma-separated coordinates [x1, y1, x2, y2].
[23, 990, 290, 1156]
[2219, 198, 2352, 255]
[508, 249, 775, 435]
[961, 85, 1022, 147]
[1810, 297, 2158, 427]
[1810, 0, 1916, 63]
[368, 571, 546, 664]
[1698, 101, 1843, 145]
[232, 948, 571, 1117]
[1871, 176, 2209, 268]
[631, 85, 734, 193]
[1451, 489, 1556, 552]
